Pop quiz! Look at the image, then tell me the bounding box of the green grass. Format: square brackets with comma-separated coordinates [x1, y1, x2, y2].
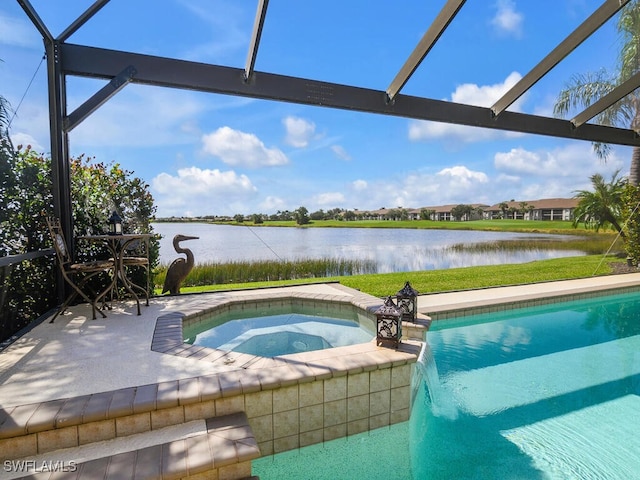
[224, 219, 601, 235]
[155, 257, 376, 288]
[448, 236, 623, 255]
[155, 254, 624, 298]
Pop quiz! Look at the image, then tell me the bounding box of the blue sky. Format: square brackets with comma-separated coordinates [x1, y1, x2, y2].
[0, 0, 632, 217]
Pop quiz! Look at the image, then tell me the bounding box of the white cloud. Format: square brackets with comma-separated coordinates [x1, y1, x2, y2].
[490, 0, 523, 37]
[494, 143, 624, 178]
[151, 166, 257, 216]
[451, 72, 522, 107]
[408, 121, 524, 143]
[331, 145, 351, 161]
[201, 126, 289, 168]
[352, 179, 368, 191]
[71, 86, 204, 148]
[259, 196, 287, 211]
[491, 143, 628, 202]
[494, 148, 555, 175]
[10, 132, 45, 153]
[437, 165, 490, 185]
[344, 166, 492, 211]
[283, 116, 316, 148]
[313, 192, 345, 206]
[408, 72, 525, 142]
[0, 14, 40, 47]
[496, 173, 521, 184]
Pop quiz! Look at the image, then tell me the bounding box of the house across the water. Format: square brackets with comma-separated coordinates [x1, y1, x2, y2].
[356, 198, 579, 221]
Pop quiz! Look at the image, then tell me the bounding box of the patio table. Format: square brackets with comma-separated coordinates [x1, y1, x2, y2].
[77, 233, 152, 315]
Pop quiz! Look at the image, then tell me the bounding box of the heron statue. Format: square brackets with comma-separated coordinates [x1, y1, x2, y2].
[162, 234, 199, 295]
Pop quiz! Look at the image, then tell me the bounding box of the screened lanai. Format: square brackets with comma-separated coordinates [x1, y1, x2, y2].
[5, 0, 640, 331]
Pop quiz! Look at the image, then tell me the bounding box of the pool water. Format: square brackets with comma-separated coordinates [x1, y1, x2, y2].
[252, 291, 640, 479]
[183, 303, 374, 357]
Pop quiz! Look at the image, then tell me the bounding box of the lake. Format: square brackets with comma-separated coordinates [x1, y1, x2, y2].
[152, 222, 585, 273]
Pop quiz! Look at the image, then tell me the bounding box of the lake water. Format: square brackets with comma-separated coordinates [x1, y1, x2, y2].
[152, 222, 585, 273]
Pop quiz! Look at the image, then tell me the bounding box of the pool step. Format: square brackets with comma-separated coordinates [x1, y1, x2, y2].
[5, 412, 260, 480]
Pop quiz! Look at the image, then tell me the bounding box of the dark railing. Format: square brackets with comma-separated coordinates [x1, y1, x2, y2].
[0, 249, 56, 345]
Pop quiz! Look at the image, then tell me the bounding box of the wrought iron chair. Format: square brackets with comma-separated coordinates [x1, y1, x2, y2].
[111, 236, 150, 313]
[46, 217, 115, 322]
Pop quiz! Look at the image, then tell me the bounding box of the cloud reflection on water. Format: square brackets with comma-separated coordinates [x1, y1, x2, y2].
[154, 223, 584, 272]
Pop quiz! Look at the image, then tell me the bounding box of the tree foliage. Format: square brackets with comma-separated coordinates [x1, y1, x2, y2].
[572, 170, 626, 237]
[1, 144, 159, 334]
[451, 204, 474, 221]
[622, 184, 640, 264]
[294, 206, 310, 225]
[555, 2, 640, 258]
[554, 2, 640, 165]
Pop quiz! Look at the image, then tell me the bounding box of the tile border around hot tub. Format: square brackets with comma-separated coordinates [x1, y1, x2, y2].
[151, 289, 400, 369]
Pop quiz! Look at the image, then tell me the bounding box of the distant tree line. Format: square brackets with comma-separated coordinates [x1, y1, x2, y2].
[160, 201, 551, 225]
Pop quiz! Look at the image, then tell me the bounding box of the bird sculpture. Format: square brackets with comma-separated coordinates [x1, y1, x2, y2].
[162, 234, 199, 295]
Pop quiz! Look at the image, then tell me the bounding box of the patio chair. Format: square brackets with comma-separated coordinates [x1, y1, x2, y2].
[46, 217, 115, 322]
[110, 236, 150, 313]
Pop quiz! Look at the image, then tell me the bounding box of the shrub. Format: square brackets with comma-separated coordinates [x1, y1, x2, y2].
[0, 145, 158, 336]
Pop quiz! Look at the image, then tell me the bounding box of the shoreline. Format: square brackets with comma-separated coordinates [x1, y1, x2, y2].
[152, 218, 606, 236]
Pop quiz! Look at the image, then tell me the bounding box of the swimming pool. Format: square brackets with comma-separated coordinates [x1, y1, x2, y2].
[253, 290, 640, 479]
[183, 300, 375, 357]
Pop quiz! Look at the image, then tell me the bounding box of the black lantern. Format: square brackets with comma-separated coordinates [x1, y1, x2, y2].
[107, 211, 123, 235]
[396, 281, 419, 323]
[375, 296, 402, 348]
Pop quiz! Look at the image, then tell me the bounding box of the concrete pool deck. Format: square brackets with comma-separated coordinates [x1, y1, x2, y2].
[0, 274, 639, 479]
[0, 282, 422, 479]
[0, 283, 412, 408]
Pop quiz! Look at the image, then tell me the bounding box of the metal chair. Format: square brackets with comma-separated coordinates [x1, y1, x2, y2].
[46, 217, 115, 322]
[112, 237, 150, 313]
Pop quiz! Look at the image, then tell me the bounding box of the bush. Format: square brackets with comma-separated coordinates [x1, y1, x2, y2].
[622, 184, 640, 265]
[0, 145, 159, 336]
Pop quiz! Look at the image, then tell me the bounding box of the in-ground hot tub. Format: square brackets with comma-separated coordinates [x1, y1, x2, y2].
[183, 298, 376, 357]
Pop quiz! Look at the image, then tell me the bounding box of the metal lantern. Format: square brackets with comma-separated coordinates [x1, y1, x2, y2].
[396, 281, 419, 323]
[108, 211, 123, 235]
[375, 296, 402, 348]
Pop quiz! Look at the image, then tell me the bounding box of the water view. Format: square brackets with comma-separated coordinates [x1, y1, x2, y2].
[153, 222, 585, 273]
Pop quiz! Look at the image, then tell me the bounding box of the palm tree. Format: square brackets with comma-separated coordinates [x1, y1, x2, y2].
[573, 170, 627, 238]
[498, 201, 509, 219]
[0, 93, 11, 147]
[554, 1, 640, 185]
[0, 98, 8, 133]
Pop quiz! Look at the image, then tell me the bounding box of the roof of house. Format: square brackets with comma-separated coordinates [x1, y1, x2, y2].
[358, 198, 578, 215]
[485, 198, 579, 211]
[416, 204, 490, 213]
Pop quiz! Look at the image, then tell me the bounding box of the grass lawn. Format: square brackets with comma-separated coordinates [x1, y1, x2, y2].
[220, 219, 597, 235]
